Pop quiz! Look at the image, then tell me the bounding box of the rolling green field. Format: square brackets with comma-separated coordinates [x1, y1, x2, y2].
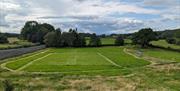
[4, 47, 149, 72]
[143, 48, 180, 62]
[101, 38, 115, 45]
[100, 38, 132, 45]
[151, 40, 180, 50]
[86, 37, 115, 45]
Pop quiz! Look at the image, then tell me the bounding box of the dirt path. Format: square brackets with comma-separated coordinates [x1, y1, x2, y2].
[123, 48, 180, 70]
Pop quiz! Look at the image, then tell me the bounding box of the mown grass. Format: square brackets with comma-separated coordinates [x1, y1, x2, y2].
[5, 50, 49, 70]
[0, 46, 180, 91]
[3, 47, 149, 72]
[98, 47, 150, 67]
[20, 47, 150, 72]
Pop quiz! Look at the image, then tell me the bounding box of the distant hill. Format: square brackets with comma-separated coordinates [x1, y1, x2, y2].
[155, 28, 180, 39]
[0, 32, 20, 38]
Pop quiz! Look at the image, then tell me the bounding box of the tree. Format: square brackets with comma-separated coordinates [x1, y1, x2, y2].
[89, 33, 101, 47]
[44, 28, 86, 47]
[166, 38, 176, 44]
[0, 33, 8, 43]
[73, 35, 86, 47]
[44, 29, 61, 47]
[21, 21, 39, 41]
[115, 36, 124, 46]
[100, 34, 106, 38]
[21, 21, 55, 44]
[132, 28, 157, 48]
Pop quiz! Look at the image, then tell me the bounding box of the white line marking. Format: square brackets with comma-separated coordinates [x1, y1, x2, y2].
[17, 53, 53, 71]
[1, 63, 15, 72]
[97, 52, 122, 68]
[28, 69, 121, 74]
[16, 50, 49, 61]
[0, 50, 49, 72]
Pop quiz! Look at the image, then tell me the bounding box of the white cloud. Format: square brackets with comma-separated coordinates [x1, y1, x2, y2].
[0, 0, 179, 34]
[143, 0, 179, 7]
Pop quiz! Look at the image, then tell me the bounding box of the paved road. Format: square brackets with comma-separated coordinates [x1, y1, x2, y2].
[0, 45, 46, 60]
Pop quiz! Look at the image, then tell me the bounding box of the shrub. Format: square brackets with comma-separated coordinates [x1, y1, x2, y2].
[2, 80, 14, 91]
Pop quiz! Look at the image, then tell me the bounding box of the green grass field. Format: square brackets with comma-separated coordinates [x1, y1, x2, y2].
[0, 46, 180, 91]
[86, 37, 132, 45]
[142, 48, 180, 62]
[151, 40, 180, 50]
[4, 47, 149, 72]
[101, 38, 132, 45]
[101, 38, 115, 45]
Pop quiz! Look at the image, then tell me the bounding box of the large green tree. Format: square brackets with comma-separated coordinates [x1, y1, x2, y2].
[21, 21, 55, 44]
[44, 28, 86, 47]
[44, 29, 61, 47]
[21, 21, 39, 41]
[132, 28, 157, 48]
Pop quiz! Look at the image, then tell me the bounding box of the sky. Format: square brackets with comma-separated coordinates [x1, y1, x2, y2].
[0, 0, 180, 34]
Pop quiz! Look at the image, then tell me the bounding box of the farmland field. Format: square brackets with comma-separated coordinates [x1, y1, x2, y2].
[0, 46, 180, 91]
[0, 37, 35, 49]
[143, 48, 180, 62]
[150, 40, 180, 50]
[3, 47, 149, 72]
[101, 38, 115, 45]
[86, 37, 132, 45]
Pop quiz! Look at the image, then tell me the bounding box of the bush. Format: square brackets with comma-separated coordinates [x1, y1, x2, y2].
[166, 38, 176, 44]
[115, 36, 124, 46]
[2, 80, 14, 91]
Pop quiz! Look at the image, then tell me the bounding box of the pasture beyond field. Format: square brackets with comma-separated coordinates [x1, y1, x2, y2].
[4, 47, 150, 73]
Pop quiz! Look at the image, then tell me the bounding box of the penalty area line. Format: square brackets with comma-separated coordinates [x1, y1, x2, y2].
[97, 52, 122, 68]
[27, 69, 121, 74]
[0, 50, 49, 72]
[16, 53, 53, 71]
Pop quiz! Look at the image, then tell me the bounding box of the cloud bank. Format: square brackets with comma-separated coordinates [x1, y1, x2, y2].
[0, 0, 179, 34]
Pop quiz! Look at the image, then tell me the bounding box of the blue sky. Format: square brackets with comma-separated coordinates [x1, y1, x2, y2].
[0, 0, 180, 34]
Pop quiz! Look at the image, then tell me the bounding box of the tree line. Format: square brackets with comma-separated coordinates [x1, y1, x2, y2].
[21, 21, 101, 47]
[0, 32, 8, 43]
[19, 21, 180, 48]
